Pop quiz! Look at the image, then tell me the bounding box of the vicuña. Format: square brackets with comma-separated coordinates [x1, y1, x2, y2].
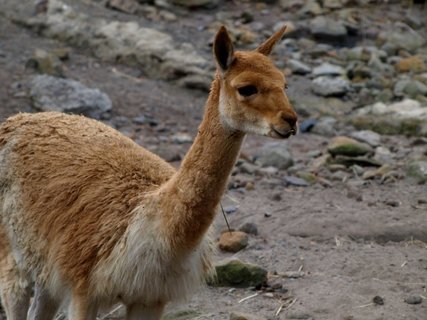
[0, 25, 297, 320]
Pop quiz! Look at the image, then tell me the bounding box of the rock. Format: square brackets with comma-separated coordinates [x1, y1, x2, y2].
[312, 63, 344, 77]
[29, 75, 112, 119]
[283, 176, 309, 187]
[177, 75, 211, 91]
[405, 13, 423, 30]
[363, 164, 393, 180]
[51, 47, 71, 61]
[405, 295, 423, 305]
[299, 119, 317, 133]
[256, 144, 294, 170]
[310, 117, 337, 137]
[309, 16, 347, 43]
[281, 271, 305, 278]
[286, 59, 312, 75]
[406, 160, 427, 184]
[395, 56, 427, 73]
[311, 76, 350, 97]
[279, 0, 304, 11]
[346, 46, 388, 62]
[24, 0, 209, 86]
[169, 0, 219, 7]
[415, 73, 427, 86]
[286, 312, 313, 319]
[367, 54, 394, 74]
[373, 295, 385, 305]
[224, 206, 238, 214]
[235, 28, 257, 45]
[245, 181, 254, 190]
[211, 259, 268, 288]
[384, 199, 400, 207]
[239, 162, 258, 175]
[163, 309, 202, 320]
[394, 79, 427, 99]
[377, 22, 426, 54]
[310, 154, 331, 171]
[25, 49, 64, 77]
[328, 136, 374, 157]
[323, 0, 344, 9]
[230, 312, 266, 320]
[106, 0, 139, 14]
[218, 231, 249, 253]
[297, 0, 323, 17]
[306, 43, 334, 59]
[349, 130, 381, 147]
[330, 155, 382, 167]
[171, 132, 193, 144]
[350, 99, 427, 136]
[239, 222, 258, 236]
[296, 171, 317, 184]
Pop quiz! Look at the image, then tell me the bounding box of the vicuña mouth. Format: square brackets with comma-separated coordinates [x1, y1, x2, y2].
[271, 127, 295, 139]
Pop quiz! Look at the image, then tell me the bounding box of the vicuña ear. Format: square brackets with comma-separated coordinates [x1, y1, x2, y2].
[256, 25, 287, 56]
[213, 26, 235, 72]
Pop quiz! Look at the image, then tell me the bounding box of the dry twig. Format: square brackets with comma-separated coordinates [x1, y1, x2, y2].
[238, 293, 258, 303]
[97, 305, 123, 320]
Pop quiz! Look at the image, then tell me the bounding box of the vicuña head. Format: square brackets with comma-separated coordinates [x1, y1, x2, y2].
[0, 25, 297, 320]
[214, 25, 297, 139]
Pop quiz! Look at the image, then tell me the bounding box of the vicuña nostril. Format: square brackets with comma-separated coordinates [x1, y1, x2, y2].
[281, 113, 297, 129]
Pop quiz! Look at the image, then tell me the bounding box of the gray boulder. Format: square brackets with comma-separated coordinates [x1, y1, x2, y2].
[349, 130, 381, 147]
[378, 22, 426, 54]
[23, 0, 210, 87]
[313, 62, 345, 77]
[287, 59, 312, 75]
[210, 259, 267, 288]
[256, 144, 294, 170]
[350, 99, 427, 136]
[394, 79, 427, 99]
[309, 16, 347, 42]
[328, 136, 374, 157]
[406, 160, 427, 184]
[170, 0, 219, 7]
[29, 75, 112, 119]
[311, 76, 350, 97]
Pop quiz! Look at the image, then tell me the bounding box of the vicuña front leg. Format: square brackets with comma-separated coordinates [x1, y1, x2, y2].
[0, 283, 30, 320]
[28, 286, 59, 320]
[126, 302, 165, 320]
[0, 236, 31, 320]
[68, 294, 98, 320]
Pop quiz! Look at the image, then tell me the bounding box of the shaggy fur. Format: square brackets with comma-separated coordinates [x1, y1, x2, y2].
[0, 26, 296, 320]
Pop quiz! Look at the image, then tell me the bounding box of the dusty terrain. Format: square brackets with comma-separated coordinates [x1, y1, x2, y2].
[0, 0, 426, 319]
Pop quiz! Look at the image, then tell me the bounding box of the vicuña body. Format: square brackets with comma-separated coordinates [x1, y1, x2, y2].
[0, 26, 297, 320]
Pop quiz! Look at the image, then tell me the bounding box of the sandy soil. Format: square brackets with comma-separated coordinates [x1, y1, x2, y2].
[0, 0, 426, 319]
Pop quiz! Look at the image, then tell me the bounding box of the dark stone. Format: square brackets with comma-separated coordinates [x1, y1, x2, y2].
[405, 295, 422, 305]
[373, 295, 384, 305]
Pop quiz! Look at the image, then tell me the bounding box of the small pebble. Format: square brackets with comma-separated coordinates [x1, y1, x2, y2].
[384, 200, 400, 207]
[283, 176, 309, 187]
[224, 206, 237, 214]
[270, 192, 282, 201]
[245, 181, 254, 190]
[218, 231, 248, 253]
[373, 295, 384, 305]
[239, 222, 258, 235]
[405, 295, 422, 305]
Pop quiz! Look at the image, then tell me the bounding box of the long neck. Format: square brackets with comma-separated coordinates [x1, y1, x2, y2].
[159, 75, 245, 248]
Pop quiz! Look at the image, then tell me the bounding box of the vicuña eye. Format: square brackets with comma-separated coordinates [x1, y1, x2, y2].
[237, 85, 258, 97]
[284, 84, 289, 90]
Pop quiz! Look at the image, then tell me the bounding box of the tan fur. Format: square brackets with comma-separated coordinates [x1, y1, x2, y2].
[0, 26, 296, 320]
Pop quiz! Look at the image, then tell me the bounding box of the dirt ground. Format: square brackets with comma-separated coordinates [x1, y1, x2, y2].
[0, 0, 426, 319]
